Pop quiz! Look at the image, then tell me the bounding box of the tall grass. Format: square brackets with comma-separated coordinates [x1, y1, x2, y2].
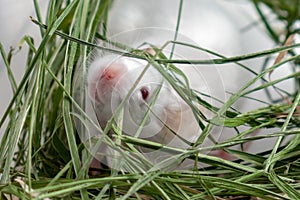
[0, 0, 299, 199]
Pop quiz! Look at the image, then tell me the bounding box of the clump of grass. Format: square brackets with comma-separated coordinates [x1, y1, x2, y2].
[0, 0, 299, 199]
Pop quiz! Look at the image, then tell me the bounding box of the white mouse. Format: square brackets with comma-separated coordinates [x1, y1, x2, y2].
[87, 53, 202, 147]
[85, 0, 251, 170]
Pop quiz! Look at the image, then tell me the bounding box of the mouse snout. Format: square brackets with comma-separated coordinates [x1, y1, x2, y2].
[99, 63, 125, 83]
[91, 62, 127, 103]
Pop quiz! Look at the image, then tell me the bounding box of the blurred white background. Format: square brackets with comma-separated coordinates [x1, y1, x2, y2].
[0, 0, 47, 134]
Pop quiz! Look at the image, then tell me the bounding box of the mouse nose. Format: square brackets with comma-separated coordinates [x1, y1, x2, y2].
[100, 64, 124, 81]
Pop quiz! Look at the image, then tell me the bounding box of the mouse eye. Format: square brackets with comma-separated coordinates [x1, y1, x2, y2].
[140, 87, 149, 101]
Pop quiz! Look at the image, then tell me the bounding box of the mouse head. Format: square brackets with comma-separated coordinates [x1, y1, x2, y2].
[87, 55, 185, 140]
